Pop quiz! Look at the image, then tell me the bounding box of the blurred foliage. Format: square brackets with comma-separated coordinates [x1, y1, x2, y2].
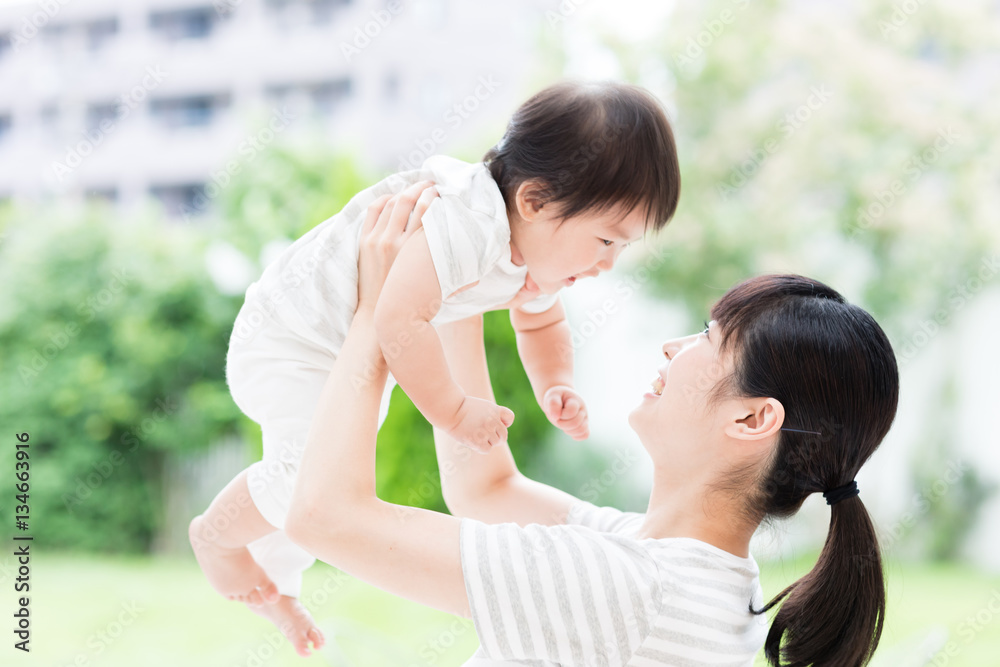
[591, 0, 1000, 339]
[0, 209, 243, 551]
[218, 147, 376, 257]
[898, 376, 997, 561]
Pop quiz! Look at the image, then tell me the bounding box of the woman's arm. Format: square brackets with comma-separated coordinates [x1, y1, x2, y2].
[285, 186, 470, 617]
[434, 315, 581, 527]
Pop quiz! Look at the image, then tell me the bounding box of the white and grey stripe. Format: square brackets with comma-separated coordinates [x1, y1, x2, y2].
[460, 502, 768, 666]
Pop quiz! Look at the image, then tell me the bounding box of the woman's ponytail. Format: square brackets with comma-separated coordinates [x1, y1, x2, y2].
[709, 274, 900, 666]
[756, 495, 886, 667]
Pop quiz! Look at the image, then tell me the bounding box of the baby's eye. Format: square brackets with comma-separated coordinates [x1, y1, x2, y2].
[600, 239, 613, 246]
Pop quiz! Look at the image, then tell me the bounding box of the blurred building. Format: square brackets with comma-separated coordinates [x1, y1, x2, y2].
[0, 0, 551, 217]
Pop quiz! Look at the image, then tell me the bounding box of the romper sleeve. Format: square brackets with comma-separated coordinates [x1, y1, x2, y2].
[421, 193, 509, 300]
[516, 291, 561, 314]
[460, 518, 660, 665]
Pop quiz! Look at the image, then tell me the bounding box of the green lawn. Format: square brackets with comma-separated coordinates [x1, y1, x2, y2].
[6, 553, 999, 666]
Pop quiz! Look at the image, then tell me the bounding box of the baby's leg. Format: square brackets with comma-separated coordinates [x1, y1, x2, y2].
[245, 531, 325, 657]
[188, 469, 281, 605]
[245, 374, 398, 599]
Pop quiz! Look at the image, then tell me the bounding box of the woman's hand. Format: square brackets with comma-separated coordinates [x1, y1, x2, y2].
[357, 181, 439, 313]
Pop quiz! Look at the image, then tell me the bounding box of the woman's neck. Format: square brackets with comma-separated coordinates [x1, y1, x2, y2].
[635, 466, 758, 558]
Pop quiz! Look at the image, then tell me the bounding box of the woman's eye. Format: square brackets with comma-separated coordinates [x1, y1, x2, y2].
[601, 239, 613, 246]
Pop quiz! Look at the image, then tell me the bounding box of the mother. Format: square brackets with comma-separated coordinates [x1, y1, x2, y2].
[284, 192, 899, 666]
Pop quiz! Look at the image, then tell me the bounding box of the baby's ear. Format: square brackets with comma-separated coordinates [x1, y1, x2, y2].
[515, 180, 549, 218]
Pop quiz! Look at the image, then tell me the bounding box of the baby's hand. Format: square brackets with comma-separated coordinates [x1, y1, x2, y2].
[542, 386, 590, 440]
[447, 396, 515, 453]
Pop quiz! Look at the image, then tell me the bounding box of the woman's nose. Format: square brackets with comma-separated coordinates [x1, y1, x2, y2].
[662, 333, 698, 359]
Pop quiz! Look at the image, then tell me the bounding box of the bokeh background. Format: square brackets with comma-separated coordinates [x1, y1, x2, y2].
[1, 0, 999, 665]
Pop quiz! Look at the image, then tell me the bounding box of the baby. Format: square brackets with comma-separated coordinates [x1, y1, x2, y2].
[189, 81, 680, 655]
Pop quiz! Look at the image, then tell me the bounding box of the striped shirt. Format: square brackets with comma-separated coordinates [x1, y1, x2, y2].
[460, 501, 768, 666]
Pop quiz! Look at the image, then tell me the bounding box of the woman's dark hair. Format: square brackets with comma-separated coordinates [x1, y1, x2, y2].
[483, 81, 680, 230]
[710, 275, 899, 667]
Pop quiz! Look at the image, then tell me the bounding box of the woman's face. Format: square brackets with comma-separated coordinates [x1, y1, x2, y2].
[628, 321, 735, 464]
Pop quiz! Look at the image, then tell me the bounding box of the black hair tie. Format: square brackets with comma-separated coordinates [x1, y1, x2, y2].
[823, 480, 859, 506]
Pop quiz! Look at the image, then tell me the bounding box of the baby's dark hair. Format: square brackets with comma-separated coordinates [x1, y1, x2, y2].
[483, 81, 680, 231]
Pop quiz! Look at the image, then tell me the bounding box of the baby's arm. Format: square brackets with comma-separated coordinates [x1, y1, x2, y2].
[511, 300, 590, 440]
[373, 227, 514, 452]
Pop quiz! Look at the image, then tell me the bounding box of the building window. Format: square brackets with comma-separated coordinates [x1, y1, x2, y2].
[86, 103, 119, 132]
[266, 79, 351, 118]
[383, 72, 400, 104]
[149, 7, 217, 41]
[414, 0, 448, 28]
[150, 183, 208, 218]
[150, 94, 229, 130]
[85, 187, 118, 203]
[40, 23, 69, 46]
[265, 0, 352, 27]
[312, 79, 352, 115]
[86, 18, 119, 51]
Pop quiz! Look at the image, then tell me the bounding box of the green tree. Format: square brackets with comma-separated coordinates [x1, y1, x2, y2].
[0, 210, 242, 551]
[590, 0, 999, 336]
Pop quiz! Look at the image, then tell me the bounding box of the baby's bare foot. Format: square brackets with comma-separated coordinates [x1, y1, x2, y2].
[248, 595, 325, 657]
[188, 514, 280, 606]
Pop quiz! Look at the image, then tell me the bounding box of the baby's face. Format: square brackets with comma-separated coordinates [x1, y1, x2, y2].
[516, 204, 648, 294]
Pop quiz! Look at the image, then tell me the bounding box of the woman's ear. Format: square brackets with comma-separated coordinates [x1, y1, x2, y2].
[514, 180, 548, 221]
[725, 397, 784, 442]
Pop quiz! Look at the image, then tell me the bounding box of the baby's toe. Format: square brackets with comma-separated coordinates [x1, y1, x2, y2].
[307, 627, 325, 650]
[260, 581, 280, 604]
